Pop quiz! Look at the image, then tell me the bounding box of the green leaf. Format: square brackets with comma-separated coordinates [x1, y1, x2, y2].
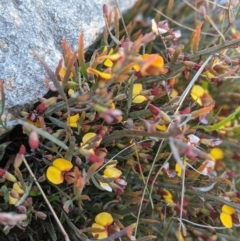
[0, 141, 11, 161]
[45, 98, 77, 117]
[195, 108, 240, 132]
[48, 194, 61, 203]
[49, 116, 68, 129]
[1, 185, 8, 203]
[45, 221, 57, 241]
[29, 188, 42, 196]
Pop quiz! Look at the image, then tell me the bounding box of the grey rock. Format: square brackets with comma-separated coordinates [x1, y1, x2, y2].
[0, 0, 136, 125]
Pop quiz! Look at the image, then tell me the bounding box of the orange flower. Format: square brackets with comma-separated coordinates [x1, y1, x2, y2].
[58, 67, 74, 81]
[134, 54, 167, 76]
[87, 67, 112, 80]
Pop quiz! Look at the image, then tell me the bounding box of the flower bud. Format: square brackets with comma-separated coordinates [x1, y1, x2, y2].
[8, 193, 18, 205]
[179, 107, 191, 114]
[36, 211, 47, 220]
[75, 156, 82, 166]
[29, 130, 39, 149]
[142, 32, 157, 44]
[19, 145, 26, 155]
[26, 197, 33, 206]
[9, 189, 19, 199]
[114, 93, 127, 101]
[160, 110, 172, 123]
[36, 103, 47, 113]
[18, 205, 27, 214]
[44, 154, 53, 161]
[78, 148, 103, 164]
[14, 154, 23, 170]
[0, 178, 5, 183]
[150, 88, 161, 96]
[38, 174, 46, 183]
[13, 182, 24, 195]
[148, 104, 160, 115]
[103, 109, 123, 124]
[4, 171, 17, 182]
[0, 168, 5, 177]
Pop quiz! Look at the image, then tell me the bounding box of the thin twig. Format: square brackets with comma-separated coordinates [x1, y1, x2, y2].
[22, 157, 70, 241]
[154, 8, 218, 36]
[134, 139, 165, 237]
[115, 0, 130, 40]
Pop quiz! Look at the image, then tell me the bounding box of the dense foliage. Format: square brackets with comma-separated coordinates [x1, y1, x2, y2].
[1, 0, 240, 240]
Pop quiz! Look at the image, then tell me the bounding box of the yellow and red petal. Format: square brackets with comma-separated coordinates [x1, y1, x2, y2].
[52, 158, 73, 172]
[46, 166, 64, 185]
[95, 212, 113, 227]
[92, 223, 108, 239]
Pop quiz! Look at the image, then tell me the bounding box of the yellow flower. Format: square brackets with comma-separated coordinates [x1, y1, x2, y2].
[103, 167, 122, 178]
[162, 189, 174, 204]
[220, 204, 235, 228]
[132, 84, 147, 104]
[210, 148, 224, 161]
[92, 223, 108, 239]
[13, 182, 24, 195]
[66, 113, 79, 128]
[68, 88, 75, 97]
[92, 212, 113, 239]
[175, 163, 182, 178]
[102, 48, 121, 68]
[99, 165, 123, 192]
[8, 192, 19, 205]
[156, 124, 167, 131]
[87, 67, 112, 80]
[190, 85, 205, 106]
[46, 158, 73, 184]
[81, 132, 101, 153]
[175, 160, 188, 178]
